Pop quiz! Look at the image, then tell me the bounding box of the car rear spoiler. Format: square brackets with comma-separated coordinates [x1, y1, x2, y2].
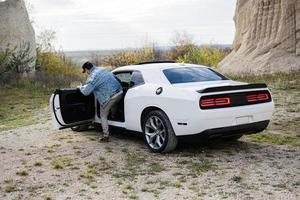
[198, 83, 268, 94]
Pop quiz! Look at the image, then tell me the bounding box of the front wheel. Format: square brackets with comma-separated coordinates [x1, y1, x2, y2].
[142, 110, 178, 153]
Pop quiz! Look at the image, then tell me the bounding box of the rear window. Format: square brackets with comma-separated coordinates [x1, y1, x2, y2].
[163, 67, 228, 84]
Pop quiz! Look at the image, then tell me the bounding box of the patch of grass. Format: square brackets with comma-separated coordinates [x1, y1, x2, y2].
[273, 183, 288, 189]
[286, 107, 300, 113]
[0, 83, 51, 131]
[34, 161, 43, 166]
[51, 157, 74, 169]
[129, 194, 138, 199]
[43, 194, 53, 200]
[112, 152, 146, 180]
[61, 157, 73, 166]
[145, 179, 155, 185]
[228, 72, 300, 91]
[79, 167, 97, 180]
[187, 159, 216, 176]
[50, 144, 61, 149]
[89, 182, 98, 189]
[124, 184, 134, 190]
[172, 171, 183, 176]
[158, 180, 171, 190]
[27, 184, 44, 192]
[292, 181, 300, 187]
[246, 133, 299, 147]
[145, 188, 161, 198]
[51, 160, 63, 169]
[231, 175, 242, 183]
[16, 169, 29, 176]
[122, 184, 134, 195]
[173, 180, 182, 188]
[148, 163, 165, 174]
[126, 152, 145, 167]
[3, 183, 15, 193]
[105, 146, 113, 153]
[88, 160, 111, 171]
[99, 156, 106, 161]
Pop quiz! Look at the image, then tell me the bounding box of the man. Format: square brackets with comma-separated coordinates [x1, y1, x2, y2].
[80, 62, 123, 142]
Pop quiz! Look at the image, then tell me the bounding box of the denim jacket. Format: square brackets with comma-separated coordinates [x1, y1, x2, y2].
[80, 66, 123, 105]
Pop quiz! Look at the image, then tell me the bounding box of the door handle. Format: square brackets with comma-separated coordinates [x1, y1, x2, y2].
[55, 107, 60, 111]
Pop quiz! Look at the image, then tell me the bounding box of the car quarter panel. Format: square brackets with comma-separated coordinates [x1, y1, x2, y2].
[124, 84, 199, 133]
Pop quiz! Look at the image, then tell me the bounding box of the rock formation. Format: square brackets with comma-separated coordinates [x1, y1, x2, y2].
[219, 0, 300, 74]
[0, 0, 36, 72]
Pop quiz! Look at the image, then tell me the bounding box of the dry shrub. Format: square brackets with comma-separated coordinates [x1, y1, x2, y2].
[177, 45, 230, 67]
[0, 42, 35, 74]
[36, 51, 82, 78]
[100, 47, 162, 69]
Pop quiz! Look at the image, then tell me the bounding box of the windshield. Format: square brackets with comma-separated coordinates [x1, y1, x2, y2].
[163, 67, 228, 84]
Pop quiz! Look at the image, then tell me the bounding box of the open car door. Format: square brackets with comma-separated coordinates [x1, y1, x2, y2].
[50, 88, 95, 130]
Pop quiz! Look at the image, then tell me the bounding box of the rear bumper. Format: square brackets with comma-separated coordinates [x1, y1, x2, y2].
[172, 101, 274, 136]
[180, 120, 270, 139]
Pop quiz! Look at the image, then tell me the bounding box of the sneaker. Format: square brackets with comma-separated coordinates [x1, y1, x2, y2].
[99, 136, 109, 142]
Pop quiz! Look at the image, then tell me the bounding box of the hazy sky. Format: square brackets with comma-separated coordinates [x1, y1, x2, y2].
[30, 0, 236, 51]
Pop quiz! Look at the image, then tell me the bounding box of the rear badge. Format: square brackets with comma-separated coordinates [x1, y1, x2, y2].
[156, 87, 163, 95]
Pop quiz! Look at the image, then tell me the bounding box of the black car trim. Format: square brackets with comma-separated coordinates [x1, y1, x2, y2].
[198, 83, 268, 93]
[180, 120, 270, 139]
[136, 60, 175, 65]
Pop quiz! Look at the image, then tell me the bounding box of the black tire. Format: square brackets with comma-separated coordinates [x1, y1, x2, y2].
[142, 110, 178, 153]
[71, 125, 89, 132]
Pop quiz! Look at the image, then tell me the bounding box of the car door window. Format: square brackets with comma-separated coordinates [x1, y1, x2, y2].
[115, 72, 132, 84]
[114, 72, 133, 91]
[130, 71, 144, 88]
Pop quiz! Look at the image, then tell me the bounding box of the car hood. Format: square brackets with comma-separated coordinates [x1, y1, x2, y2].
[172, 80, 245, 91]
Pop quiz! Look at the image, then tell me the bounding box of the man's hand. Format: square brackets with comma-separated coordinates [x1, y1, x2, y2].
[77, 82, 82, 88]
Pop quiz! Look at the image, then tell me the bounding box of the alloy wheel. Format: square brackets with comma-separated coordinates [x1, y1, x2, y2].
[144, 116, 166, 150]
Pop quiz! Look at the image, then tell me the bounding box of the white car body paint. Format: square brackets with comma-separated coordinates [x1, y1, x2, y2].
[51, 63, 274, 136]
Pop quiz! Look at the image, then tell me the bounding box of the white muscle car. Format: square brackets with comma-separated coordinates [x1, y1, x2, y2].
[50, 61, 274, 153]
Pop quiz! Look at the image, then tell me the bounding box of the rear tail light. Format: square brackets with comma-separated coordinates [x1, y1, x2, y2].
[200, 97, 231, 108]
[246, 93, 269, 103]
[200, 90, 271, 110]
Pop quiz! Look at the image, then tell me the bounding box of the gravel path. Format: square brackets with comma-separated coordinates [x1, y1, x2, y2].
[0, 110, 299, 200]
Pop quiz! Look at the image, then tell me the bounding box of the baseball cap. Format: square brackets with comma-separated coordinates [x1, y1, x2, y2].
[82, 62, 93, 73]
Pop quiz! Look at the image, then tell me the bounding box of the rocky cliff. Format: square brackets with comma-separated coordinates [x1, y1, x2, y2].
[219, 0, 300, 74]
[0, 0, 36, 72]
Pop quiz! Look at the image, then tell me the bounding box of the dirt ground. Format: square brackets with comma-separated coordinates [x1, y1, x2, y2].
[0, 106, 299, 200]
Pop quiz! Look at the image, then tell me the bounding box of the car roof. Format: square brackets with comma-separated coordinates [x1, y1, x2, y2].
[113, 63, 208, 72]
[112, 63, 210, 85]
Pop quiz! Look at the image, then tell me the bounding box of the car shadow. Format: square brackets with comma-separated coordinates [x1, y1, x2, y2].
[80, 127, 285, 155]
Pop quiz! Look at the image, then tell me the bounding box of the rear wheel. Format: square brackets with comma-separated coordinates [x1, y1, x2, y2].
[142, 110, 178, 153]
[71, 125, 89, 132]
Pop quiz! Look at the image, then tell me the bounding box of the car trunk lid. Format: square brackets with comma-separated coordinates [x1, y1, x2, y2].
[172, 80, 272, 109]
